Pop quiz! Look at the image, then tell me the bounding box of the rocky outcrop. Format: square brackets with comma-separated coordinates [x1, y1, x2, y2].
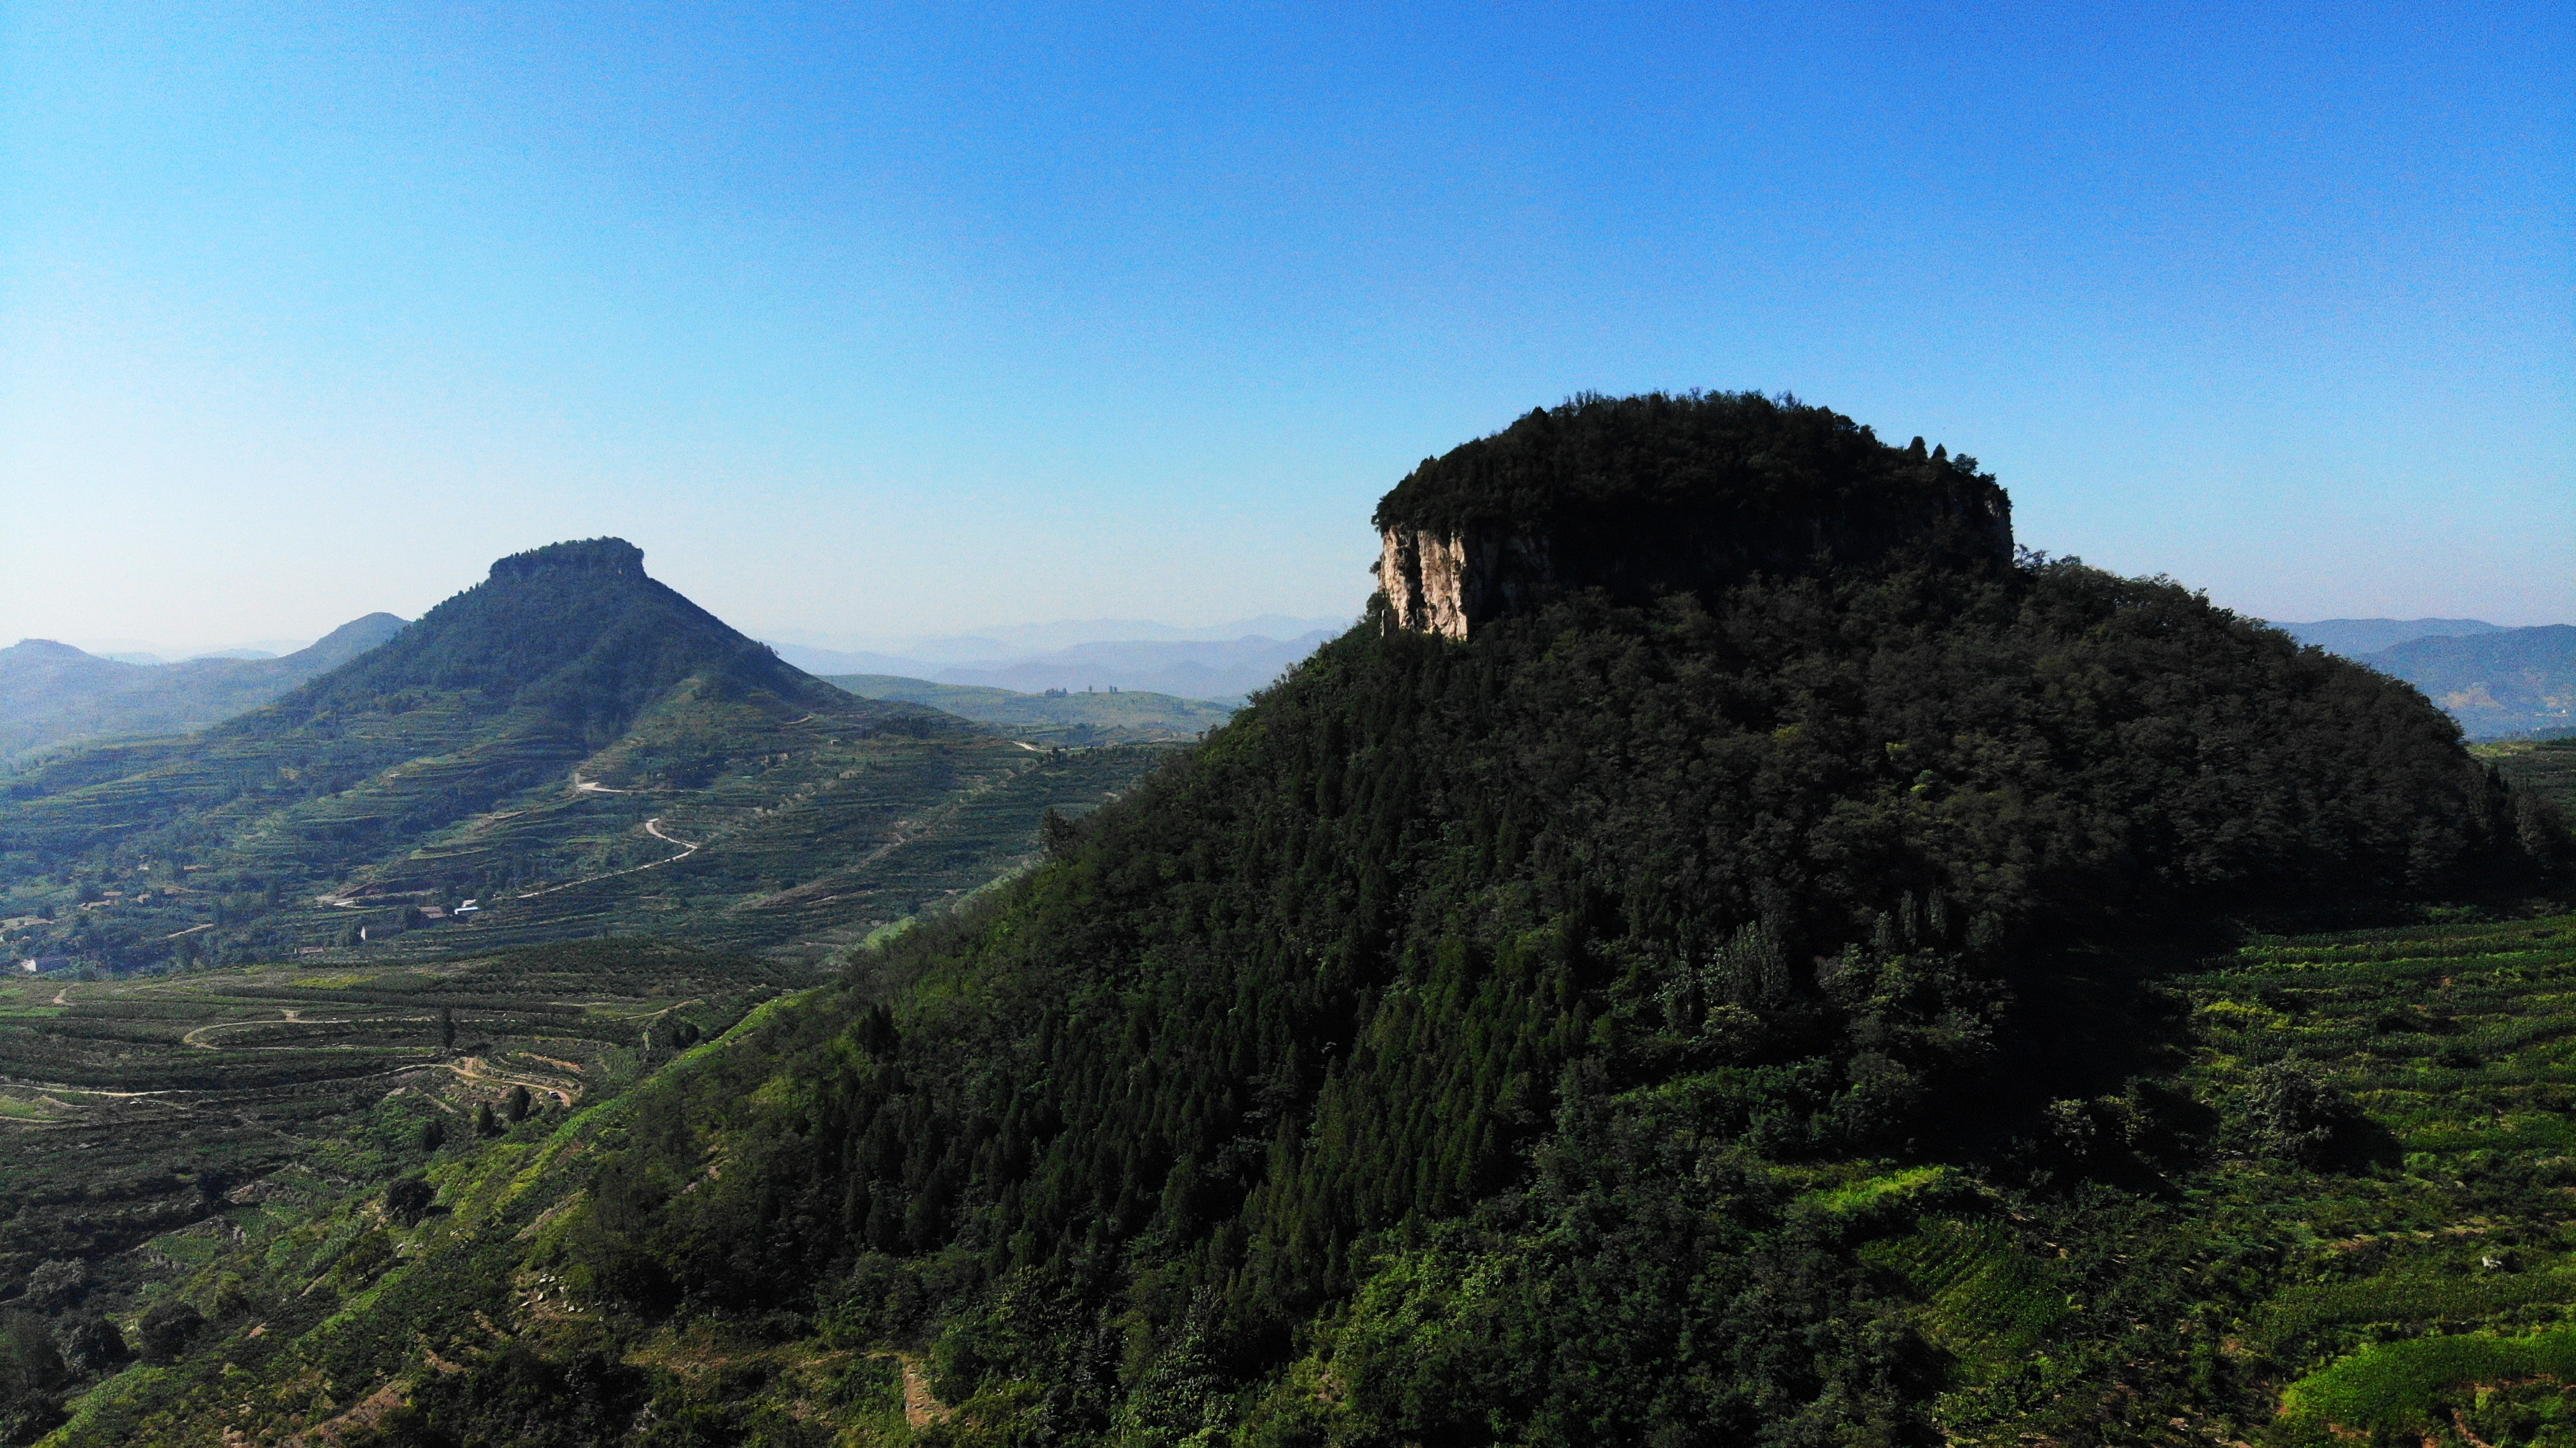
[1377, 529, 1557, 639]
[1372, 394, 2016, 639]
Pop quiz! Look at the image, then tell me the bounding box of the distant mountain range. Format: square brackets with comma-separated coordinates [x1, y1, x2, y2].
[0, 614, 409, 767]
[2272, 617, 2573, 739]
[0, 539, 1174, 972]
[768, 613, 1352, 662]
[825, 674, 1238, 746]
[2272, 617, 2506, 655]
[2363, 626, 2576, 740]
[773, 629, 1339, 701]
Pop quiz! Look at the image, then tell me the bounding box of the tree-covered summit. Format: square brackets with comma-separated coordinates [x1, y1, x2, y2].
[487, 536, 648, 581]
[255, 535, 834, 739]
[1385, 390, 2008, 548]
[1372, 392, 2016, 634]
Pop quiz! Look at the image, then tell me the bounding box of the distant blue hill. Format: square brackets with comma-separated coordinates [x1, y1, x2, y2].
[2274, 617, 2504, 655]
[0, 613, 408, 765]
[2354, 625, 2576, 741]
[772, 630, 1338, 702]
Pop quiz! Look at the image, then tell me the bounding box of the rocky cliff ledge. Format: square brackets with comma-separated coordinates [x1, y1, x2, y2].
[1374, 392, 2014, 638]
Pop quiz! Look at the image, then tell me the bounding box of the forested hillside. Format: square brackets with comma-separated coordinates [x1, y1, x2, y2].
[31, 396, 2572, 1447]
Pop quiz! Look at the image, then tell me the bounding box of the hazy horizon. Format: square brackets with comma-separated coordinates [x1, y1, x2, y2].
[22, 603, 2565, 674]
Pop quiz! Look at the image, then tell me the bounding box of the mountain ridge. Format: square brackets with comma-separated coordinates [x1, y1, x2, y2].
[772, 632, 1335, 701]
[2274, 616, 2506, 655]
[0, 613, 409, 767]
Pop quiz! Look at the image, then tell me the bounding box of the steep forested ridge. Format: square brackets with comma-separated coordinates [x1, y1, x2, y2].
[544, 554, 2553, 1442]
[48, 398, 2572, 1447]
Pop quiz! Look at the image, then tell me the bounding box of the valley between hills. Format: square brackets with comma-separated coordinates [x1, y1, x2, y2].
[0, 393, 2569, 1448]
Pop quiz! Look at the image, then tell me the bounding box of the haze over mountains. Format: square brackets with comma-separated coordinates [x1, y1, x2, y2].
[2276, 617, 2575, 739]
[0, 615, 409, 767]
[769, 629, 1338, 702]
[2274, 617, 2509, 655]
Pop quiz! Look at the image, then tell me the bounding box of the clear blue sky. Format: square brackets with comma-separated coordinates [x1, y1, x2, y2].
[4, 1, 2569, 651]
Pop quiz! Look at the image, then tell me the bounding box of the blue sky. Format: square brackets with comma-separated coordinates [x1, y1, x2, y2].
[4, 1, 2569, 651]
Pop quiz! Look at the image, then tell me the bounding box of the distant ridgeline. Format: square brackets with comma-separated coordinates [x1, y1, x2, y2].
[0, 614, 408, 767]
[2370, 626, 2575, 741]
[0, 539, 1169, 973]
[83, 393, 2575, 1448]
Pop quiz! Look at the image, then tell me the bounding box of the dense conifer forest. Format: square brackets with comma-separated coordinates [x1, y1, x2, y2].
[17, 396, 2571, 1446]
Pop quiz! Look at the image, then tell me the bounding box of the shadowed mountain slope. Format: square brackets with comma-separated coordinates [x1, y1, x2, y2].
[0, 540, 1170, 972]
[0, 614, 408, 766]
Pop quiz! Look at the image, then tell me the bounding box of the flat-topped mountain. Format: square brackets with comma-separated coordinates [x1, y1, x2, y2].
[33, 410, 2574, 1448]
[250, 537, 835, 742]
[1374, 391, 2014, 636]
[0, 540, 1169, 972]
[0, 613, 408, 765]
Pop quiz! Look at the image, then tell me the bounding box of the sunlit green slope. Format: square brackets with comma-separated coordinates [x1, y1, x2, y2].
[0, 540, 1168, 970]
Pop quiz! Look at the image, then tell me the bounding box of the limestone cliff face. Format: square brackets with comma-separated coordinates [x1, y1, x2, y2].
[1372, 394, 2016, 639]
[1376, 528, 1557, 639]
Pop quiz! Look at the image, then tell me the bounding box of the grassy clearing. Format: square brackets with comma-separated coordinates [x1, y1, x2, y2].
[2281, 1328, 2576, 1437]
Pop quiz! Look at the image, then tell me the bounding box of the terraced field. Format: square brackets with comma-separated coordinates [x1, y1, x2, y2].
[0, 936, 792, 1420]
[20, 910, 2576, 1446]
[1887, 911, 2576, 1445]
[824, 674, 1238, 746]
[2485, 737, 2576, 814]
[1, 688, 1172, 972]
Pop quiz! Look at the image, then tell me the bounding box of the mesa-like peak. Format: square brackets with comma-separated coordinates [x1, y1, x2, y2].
[1372, 391, 2014, 637]
[488, 537, 648, 582]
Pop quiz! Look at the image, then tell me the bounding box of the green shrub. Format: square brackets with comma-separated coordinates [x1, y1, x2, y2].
[2283, 1328, 2576, 1434]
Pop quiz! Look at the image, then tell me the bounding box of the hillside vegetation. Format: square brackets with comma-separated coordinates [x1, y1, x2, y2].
[0, 938, 791, 1444]
[29, 393, 2569, 1447]
[2484, 739, 2576, 814]
[0, 540, 1171, 972]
